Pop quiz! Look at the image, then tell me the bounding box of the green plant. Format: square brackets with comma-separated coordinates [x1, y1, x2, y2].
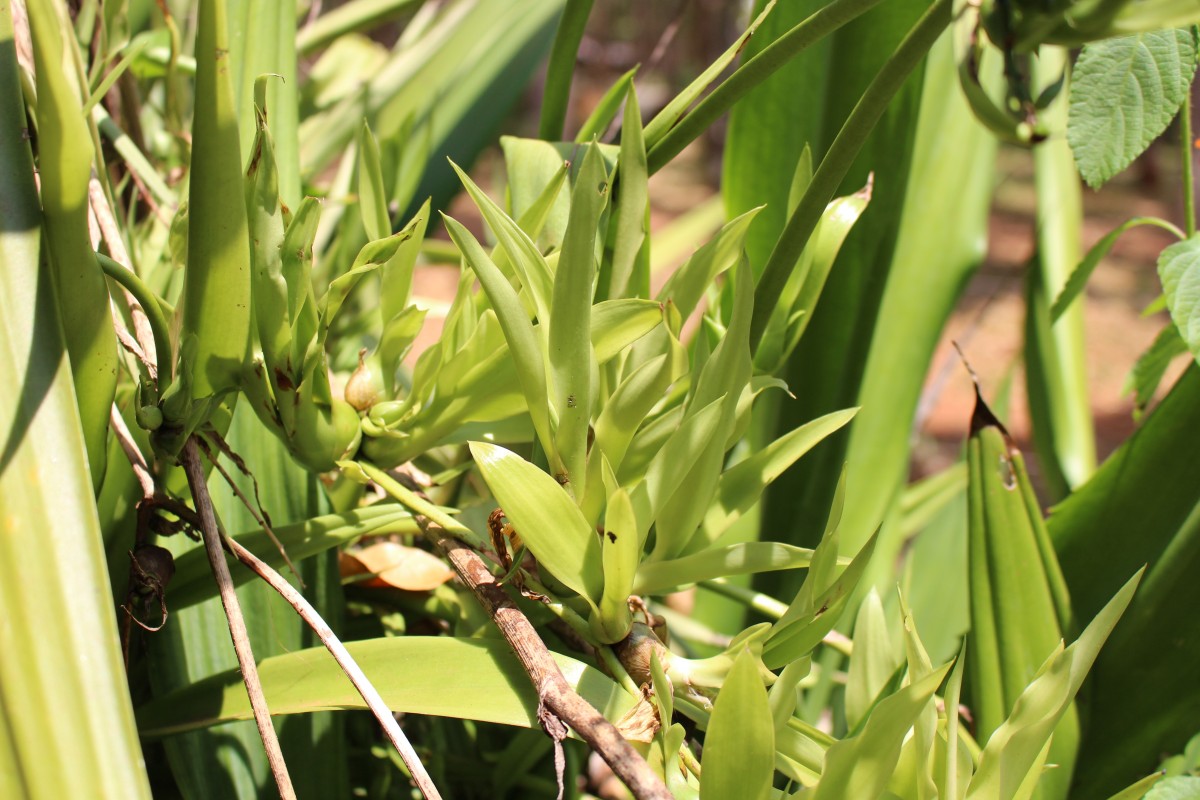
[5, 0, 1200, 798]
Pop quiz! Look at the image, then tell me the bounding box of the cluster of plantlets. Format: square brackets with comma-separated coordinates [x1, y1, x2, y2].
[5, 0, 1200, 798]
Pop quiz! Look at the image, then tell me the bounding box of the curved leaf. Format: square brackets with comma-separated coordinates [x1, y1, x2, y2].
[1158, 235, 1200, 362]
[470, 441, 604, 603]
[136, 637, 634, 736]
[634, 543, 817, 596]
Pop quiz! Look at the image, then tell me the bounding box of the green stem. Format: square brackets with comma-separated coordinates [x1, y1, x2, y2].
[359, 461, 482, 546]
[749, 0, 951, 349]
[296, 0, 422, 56]
[1182, 78, 1196, 238]
[538, 0, 595, 141]
[96, 253, 173, 389]
[645, 0, 889, 175]
[699, 578, 788, 619]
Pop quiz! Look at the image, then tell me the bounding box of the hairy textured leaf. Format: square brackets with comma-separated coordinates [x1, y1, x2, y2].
[1158, 236, 1200, 363]
[1068, 29, 1199, 188]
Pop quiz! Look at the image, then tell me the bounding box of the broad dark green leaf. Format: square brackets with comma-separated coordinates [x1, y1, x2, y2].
[1068, 29, 1199, 188]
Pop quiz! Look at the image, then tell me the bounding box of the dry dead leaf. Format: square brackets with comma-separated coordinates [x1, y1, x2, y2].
[342, 541, 455, 591]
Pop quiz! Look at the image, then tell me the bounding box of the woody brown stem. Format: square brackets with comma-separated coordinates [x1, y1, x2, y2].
[417, 516, 672, 800]
[180, 438, 296, 800]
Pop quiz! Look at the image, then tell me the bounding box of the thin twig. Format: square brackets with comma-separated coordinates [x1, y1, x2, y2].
[416, 515, 672, 800]
[196, 434, 301, 581]
[220, 532, 442, 799]
[180, 438, 296, 800]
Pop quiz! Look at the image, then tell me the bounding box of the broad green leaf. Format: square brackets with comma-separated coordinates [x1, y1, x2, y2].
[845, 590, 898, 730]
[965, 395, 1075, 799]
[590, 299, 663, 363]
[1068, 29, 1199, 188]
[1158, 236, 1200, 362]
[814, 664, 951, 800]
[500, 136, 620, 251]
[1051, 217, 1184, 322]
[168, 507, 422, 610]
[137, 637, 634, 736]
[470, 442, 603, 603]
[699, 649, 774, 800]
[1, 7, 150, 789]
[633, 543, 818, 596]
[550, 142, 609, 500]
[965, 571, 1142, 800]
[594, 481, 638, 643]
[699, 408, 857, 544]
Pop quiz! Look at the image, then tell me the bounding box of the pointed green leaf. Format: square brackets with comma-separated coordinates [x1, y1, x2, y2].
[590, 299, 663, 363]
[470, 442, 603, 603]
[1051, 217, 1184, 322]
[845, 590, 897, 730]
[700, 408, 857, 544]
[446, 216, 556, 467]
[813, 664, 951, 800]
[551, 142, 609, 499]
[634, 543, 817, 596]
[575, 66, 637, 144]
[700, 649, 775, 800]
[965, 571, 1143, 800]
[357, 121, 389, 241]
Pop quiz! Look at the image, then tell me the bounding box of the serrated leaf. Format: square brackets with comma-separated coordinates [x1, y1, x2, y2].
[1158, 236, 1200, 362]
[470, 441, 603, 603]
[1051, 217, 1184, 322]
[1068, 30, 1199, 188]
[1126, 322, 1188, 412]
[136, 637, 634, 736]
